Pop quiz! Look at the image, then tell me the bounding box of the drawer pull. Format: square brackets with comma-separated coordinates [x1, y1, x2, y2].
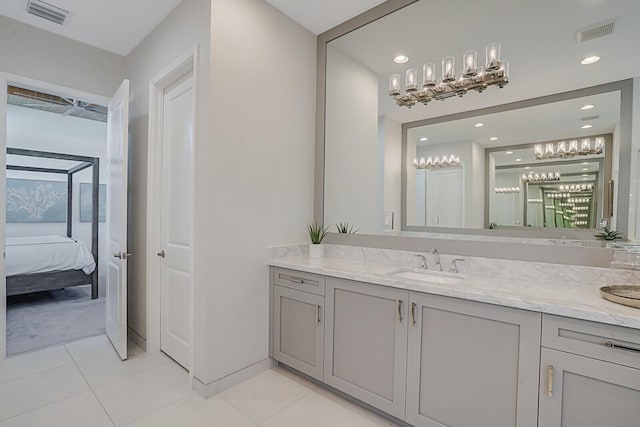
[547, 365, 554, 398]
[317, 305, 321, 323]
[603, 341, 640, 354]
[288, 277, 305, 284]
[397, 300, 403, 322]
[410, 302, 416, 326]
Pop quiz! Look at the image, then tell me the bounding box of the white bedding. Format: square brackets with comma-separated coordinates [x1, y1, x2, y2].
[5, 235, 96, 277]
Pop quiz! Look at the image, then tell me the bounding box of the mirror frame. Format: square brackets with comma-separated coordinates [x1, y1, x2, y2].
[315, 0, 633, 253]
[400, 80, 632, 239]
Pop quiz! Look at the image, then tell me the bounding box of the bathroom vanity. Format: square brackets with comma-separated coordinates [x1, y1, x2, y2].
[268, 247, 640, 427]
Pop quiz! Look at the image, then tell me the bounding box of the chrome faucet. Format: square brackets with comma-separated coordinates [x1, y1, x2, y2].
[416, 254, 427, 269]
[428, 249, 443, 271]
[449, 258, 465, 273]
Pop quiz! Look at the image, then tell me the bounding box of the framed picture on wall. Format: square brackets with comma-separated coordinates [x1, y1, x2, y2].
[6, 178, 67, 223]
[79, 183, 106, 222]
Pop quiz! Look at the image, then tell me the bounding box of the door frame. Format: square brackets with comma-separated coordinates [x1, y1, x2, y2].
[146, 46, 198, 372]
[0, 72, 109, 359]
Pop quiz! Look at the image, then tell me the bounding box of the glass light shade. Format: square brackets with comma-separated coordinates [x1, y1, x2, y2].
[522, 174, 528, 181]
[555, 172, 561, 180]
[463, 50, 478, 76]
[581, 138, 591, 153]
[419, 157, 426, 168]
[413, 158, 419, 167]
[544, 143, 555, 157]
[594, 137, 605, 152]
[534, 144, 543, 158]
[486, 42, 502, 69]
[541, 173, 547, 181]
[569, 140, 579, 154]
[422, 63, 436, 86]
[389, 74, 401, 96]
[502, 60, 510, 78]
[426, 157, 433, 167]
[442, 56, 456, 81]
[557, 141, 567, 156]
[434, 156, 441, 167]
[405, 68, 418, 92]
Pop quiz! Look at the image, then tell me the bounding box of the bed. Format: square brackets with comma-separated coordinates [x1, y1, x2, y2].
[6, 236, 96, 297]
[6, 148, 100, 299]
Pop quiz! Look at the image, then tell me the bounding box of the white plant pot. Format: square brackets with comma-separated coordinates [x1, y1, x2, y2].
[309, 243, 323, 259]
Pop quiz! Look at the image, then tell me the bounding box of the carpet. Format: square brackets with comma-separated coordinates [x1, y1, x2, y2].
[6, 284, 105, 355]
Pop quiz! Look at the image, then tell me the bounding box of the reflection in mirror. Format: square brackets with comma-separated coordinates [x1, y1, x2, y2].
[404, 91, 618, 231]
[321, 0, 637, 240]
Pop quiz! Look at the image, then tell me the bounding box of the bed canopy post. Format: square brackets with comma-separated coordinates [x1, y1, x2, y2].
[91, 158, 99, 299]
[66, 173, 73, 238]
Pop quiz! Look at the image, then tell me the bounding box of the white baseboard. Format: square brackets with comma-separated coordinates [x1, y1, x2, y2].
[192, 358, 275, 398]
[127, 327, 147, 351]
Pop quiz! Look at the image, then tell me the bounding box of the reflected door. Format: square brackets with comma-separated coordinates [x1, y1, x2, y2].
[426, 169, 464, 227]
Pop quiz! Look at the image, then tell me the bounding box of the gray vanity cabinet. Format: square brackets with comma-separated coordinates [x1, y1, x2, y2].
[406, 292, 541, 427]
[538, 314, 640, 427]
[324, 277, 409, 420]
[271, 268, 325, 381]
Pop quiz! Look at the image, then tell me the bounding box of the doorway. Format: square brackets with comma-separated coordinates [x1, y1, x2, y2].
[146, 47, 197, 371]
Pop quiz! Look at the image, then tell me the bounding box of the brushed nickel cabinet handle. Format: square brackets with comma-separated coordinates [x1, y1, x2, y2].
[410, 302, 416, 326]
[397, 300, 403, 322]
[289, 277, 305, 284]
[113, 252, 132, 259]
[317, 305, 321, 323]
[547, 365, 554, 398]
[603, 341, 640, 354]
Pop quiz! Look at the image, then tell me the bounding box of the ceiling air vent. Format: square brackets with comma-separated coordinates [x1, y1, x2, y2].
[576, 19, 617, 43]
[26, 0, 68, 25]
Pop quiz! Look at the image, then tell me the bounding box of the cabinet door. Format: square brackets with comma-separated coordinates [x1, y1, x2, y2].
[406, 292, 541, 427]
[539, 347, 640, 427]
[273, 285, 324, 380]
[324, 277, 408, 419]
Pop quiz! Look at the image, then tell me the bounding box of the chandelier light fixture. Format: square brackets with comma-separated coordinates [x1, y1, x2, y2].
[521, 172, 561, 183]
[534, 137, 604, 160]
[495, 187, 520, 194]
[413, 154, 461, 169]
[560, 184, 593, 192]
[389, 42, 509, 108]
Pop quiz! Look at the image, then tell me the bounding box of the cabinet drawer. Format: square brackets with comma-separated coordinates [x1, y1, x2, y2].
[273, 267, 325, 295]
[542, 314, 640, 370]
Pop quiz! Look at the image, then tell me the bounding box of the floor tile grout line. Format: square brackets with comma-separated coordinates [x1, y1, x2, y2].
[64, 344, 117, 427]
[0, 348, 74, 385]
[221, 383, 316, 426]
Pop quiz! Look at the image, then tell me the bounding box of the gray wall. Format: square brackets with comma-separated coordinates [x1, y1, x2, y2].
[198, 0, 316, 384]
[0, 15, 124, 97]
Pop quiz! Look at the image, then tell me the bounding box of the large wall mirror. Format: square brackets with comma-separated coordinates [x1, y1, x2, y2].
[319, 0, 638, 242]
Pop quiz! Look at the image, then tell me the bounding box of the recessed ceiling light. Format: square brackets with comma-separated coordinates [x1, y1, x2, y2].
[582, 174, 589, 177]
[581, 55, 600, 65]
[474, 123, 484, 128]
[524, 166, 531, 170]
[490, 137, 499, 141]
[582, 167, 589, 171]
[515, 158, 522, 162]
[581, 104, 595, 111]
[505, 151, 513, 155]
[582, 178, 590, 180]
[581, 124, 593, 129]
[582, 162, 589, 165]
[394, 55, 410, 64]
[419, 137, 428, 142]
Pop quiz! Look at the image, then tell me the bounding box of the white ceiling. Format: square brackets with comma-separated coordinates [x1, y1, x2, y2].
[264, 0, 387, 34]
[0, 0, 183, 55]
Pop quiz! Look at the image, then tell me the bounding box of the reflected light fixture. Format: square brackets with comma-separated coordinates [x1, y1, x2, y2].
[389, 42, 509, 108]
[581, 124, 593, 129]
[521, 172, 561, 183]
[505, 151, 513, 155]
[581, 104, 595, 110]
[581, 55, 600, 65]
[474, 122, 485, 128]
[394, 55, 410, 64]
[534, 137, 604, 160]
[515, 158, 522, 162]
[490, 137, 499, 141]
[495, 187, 520, 194]
[413, 154, 461, 169]
[419, 137, 428, 142]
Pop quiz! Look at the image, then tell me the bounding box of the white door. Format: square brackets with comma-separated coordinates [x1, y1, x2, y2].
[159, 71, 194, 369]
[106, 79, 130, 360]
[426, 168, 464, 227]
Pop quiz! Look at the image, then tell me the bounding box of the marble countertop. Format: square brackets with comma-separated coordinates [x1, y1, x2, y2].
[268, 255, 640, 330]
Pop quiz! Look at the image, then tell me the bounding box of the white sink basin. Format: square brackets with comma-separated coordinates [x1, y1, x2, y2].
[385, 268, 465, 285]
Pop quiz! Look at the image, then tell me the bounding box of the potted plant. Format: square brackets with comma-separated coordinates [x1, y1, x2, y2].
[594, 227, 624, 246]
[308, 222, 329, 259]
[336, 222, 358, 234]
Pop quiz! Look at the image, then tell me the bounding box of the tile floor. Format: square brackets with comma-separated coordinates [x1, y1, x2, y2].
[0, 335, 396, 426]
